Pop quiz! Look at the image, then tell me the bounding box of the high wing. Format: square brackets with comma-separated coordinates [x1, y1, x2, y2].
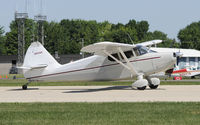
[81, 41, 138, 76]
[81, 41, 136, 56]
[136, 40, 162, 47]
[81, 40, 162, 55]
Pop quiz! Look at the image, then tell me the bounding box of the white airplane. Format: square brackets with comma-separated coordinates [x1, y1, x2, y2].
[19, 40, 177, 90]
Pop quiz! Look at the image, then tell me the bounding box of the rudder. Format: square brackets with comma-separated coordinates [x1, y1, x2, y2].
[22, 41, 60, 68]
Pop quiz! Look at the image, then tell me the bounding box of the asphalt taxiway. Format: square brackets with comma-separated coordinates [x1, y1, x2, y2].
[0, 85, 200, 102]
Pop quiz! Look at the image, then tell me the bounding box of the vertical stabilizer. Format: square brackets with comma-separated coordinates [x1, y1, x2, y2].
[23, 41, 60, 68]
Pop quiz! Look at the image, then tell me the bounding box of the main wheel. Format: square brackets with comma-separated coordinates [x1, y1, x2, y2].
[149, 84, 158, 89]
[22, 85, 27, 90]
[137, 86, 146, 90]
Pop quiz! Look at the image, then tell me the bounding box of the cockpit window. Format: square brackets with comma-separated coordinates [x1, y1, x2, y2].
[133, 46, 149, 56]
[108, 46, 149, 61]
[138, 46, 148, 55]
[133, 48, 140, 56]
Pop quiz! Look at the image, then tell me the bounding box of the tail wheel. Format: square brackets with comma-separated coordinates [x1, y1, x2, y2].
[22, 85, 27, 90]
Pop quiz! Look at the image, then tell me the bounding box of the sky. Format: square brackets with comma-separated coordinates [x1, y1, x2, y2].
[0, 0, 200, 40]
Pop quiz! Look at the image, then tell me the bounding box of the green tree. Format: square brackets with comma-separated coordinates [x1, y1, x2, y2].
[143, 31, 179, 48]
[59, 19, 100, 54]
[5, 21, 18, 55]
[125, 19, 137, 30]
[5, 19, 37, 55]
[178, 21, 200, 50]
[0, 26, 6, 55]
[4, 18, 177, 55]
[98, 21, 112, 41]
[44, 21, 63, 54]
[136, 21, 149, 40]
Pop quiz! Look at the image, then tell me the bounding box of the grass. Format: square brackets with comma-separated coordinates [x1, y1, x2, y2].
[0, 102, 200, 125]
[0, 78, 200, 86]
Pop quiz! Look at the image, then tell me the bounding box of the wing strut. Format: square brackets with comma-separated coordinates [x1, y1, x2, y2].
[103, 47, 138, 76]
[103, 50, 131, 71]
[118, 47, 138, 75]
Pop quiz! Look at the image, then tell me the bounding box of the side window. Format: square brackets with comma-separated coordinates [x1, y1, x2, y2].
[108, 53, 120, 61]
[133, 48, 140, 56]
[108, 50, 134, 61]
[133, 46, 148, 56]
[124, 50, 134, 58]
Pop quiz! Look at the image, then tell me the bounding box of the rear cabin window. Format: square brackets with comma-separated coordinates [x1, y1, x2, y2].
[108, 50, 134, 61]
[124, 50, 134, 58]
[108, 53, 120, 61]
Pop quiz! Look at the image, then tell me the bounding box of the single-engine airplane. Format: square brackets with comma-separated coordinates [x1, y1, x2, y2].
[19, 40, 178, 90]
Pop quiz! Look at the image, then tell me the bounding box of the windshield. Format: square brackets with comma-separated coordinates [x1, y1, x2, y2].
[137, 46, 148, 55]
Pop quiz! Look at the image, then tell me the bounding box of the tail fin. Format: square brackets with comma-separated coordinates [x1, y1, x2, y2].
[22, 42, 60, 69]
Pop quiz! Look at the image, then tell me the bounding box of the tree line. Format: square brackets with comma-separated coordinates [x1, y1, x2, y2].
[0, 19, 199, 55]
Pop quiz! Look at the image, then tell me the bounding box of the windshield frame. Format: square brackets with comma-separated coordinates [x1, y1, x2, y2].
[135, 45, 149, 56]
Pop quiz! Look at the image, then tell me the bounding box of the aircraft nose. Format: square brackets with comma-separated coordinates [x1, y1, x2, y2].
[163, 52, 177, 69]
[158, 52, 176, 64]
[152, 52, 177, 72]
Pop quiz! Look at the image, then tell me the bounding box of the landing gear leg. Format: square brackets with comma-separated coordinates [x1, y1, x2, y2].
[22, 81, 31, 90]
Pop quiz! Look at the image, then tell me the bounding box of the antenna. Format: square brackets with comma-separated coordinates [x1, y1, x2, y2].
[127, 33, 134, 44]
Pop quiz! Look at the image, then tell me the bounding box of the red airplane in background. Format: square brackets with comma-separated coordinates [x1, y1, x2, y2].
[171, 67, 200, 80]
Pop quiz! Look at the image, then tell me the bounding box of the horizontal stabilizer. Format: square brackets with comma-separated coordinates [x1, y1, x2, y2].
[18, 64, 48, 70]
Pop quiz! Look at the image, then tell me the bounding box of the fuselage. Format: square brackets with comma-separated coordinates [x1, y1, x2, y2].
[24, 52, 176, 81]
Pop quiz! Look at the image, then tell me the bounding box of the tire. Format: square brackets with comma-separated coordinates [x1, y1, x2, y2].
[137, 86, 146, 90]
[22, 85, 27, 90]
[149, 84, 158, 89]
